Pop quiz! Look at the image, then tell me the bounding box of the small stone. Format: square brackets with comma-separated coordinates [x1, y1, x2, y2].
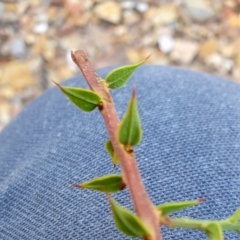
[11, 102, 22, 118]
[221, 58, 233, 74]
[24, 33, 36, 45]
[170, 39, 199, 64]
[94, 1, 121, 24]
[0, 101, 11, 126]
[136, 2, 149, 13]
[145, 4, 178, 26]
[0, 2, 4, 15]
[183, 0, 215, 22]
[219, 40, 235, 58]
[205, 53, 223, 70]
[235, 52, 240, 68]
[227, 13, 240, 27]
[32, 34, 47, 54]
[141, 35, 157, 46]
[224, 39, 240, 67]
[16, 1, 29, 15]
[120, 1, 136, 10]
[82, 0, 94, 10]
[126, 49, 142, 63]
[0, 86, 15, 99]
[1, 61, 34, 92]
[123, 10, 140, 25]
[158, 35, 174, 53]
[42, 41, 56, 61]
[198, 39, 218, 59]
[225, 0, 236, 8]
[33, 13, 49, 34]
[33, 22, 48, 34]
[30, 0, 40, 7]
[232, 68, 240, 82]
[114, 25, 127, 36]
[10, 37, 26, 58]
[68, 11, 91, 26]
[4, 2, 17, 12]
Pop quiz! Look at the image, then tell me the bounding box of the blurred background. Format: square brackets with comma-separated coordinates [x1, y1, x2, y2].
[0, 0, 240, 131]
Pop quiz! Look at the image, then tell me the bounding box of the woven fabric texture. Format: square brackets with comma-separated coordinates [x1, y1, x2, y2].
[0, 65, 240, 239]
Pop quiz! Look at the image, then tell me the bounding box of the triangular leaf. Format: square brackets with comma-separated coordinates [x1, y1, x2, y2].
[53, 81, 101, 112]
[105, 139, 118, 166]
[71, 174, 125, 193]
[109, 196, 150, 238]
[206, 223, 223, 240]
[105, 57, 149, 89]
[118, 87, 142, 147]
[156, 199, 204, 217]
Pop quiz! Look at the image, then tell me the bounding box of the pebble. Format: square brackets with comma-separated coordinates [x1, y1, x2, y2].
[198, 38, 218, 59]
[227, 13, 240, 27]
[94, 1, 121, 24]
[0, 2, 4, 15]
[145, 5, 178, 26]
[1, 61, 34, 91]
[205, 53, 223, 70]
[170, 39, 199, 64]
[221, 58, 234, 74]
[123, 10, 140, 25]
[120, 1, 136, 10]
[158, 35, 174, 53]
[10, 37, 26, 58]
[136, 2, 149, 13]
[33, 13, 48, 34]
[183, 0, 215, 22]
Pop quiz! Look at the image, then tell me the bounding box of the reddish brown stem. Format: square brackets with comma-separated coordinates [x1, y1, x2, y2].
[71, 50, 161, 240]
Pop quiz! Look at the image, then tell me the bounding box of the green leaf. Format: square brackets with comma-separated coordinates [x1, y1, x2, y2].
[105, 57, 149, 89]
[53, 81, 101, 112]
[71, 174, 125, 193]
[227, 208, 240, 223]
[109, 197, 150, 238]
[118, 88, 142, 147]
[105, 140, 118, 166]
[156, 199, 204, 217]
[206, 223, 223, 240]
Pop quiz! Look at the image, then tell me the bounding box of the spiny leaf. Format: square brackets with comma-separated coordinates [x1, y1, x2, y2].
[227, 208, 240, 223]
[156, 199, 205, 217]
[53, 81, 101, 112]
[109, 196, 150, 238]
[205, 223, 223, 240]
[105, 56, 149, 89]
[105, 140, 118, 166]
[118, 87, 142, 147]
[70, 174, 125, 193]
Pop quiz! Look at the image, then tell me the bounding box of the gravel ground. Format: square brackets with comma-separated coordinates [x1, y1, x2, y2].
[1, 0, 240, 130]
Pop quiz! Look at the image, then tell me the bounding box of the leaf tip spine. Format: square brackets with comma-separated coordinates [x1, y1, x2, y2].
[132, 84, 136, 99]
[52, 80, 61, 88]
[198, 197, 207, 203]
[69, 183, 81, 188]
[145, 54, 152, 62]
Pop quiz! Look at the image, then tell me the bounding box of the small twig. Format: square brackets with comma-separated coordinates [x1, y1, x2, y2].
[71, 50, 161, 240]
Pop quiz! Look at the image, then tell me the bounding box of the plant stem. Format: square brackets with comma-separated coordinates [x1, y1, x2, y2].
[161, 217, 240, 232]
[71, 50, 161, 240]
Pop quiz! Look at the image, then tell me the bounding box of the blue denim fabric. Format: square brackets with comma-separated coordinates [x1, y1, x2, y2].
[0, 65, 240, 239]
